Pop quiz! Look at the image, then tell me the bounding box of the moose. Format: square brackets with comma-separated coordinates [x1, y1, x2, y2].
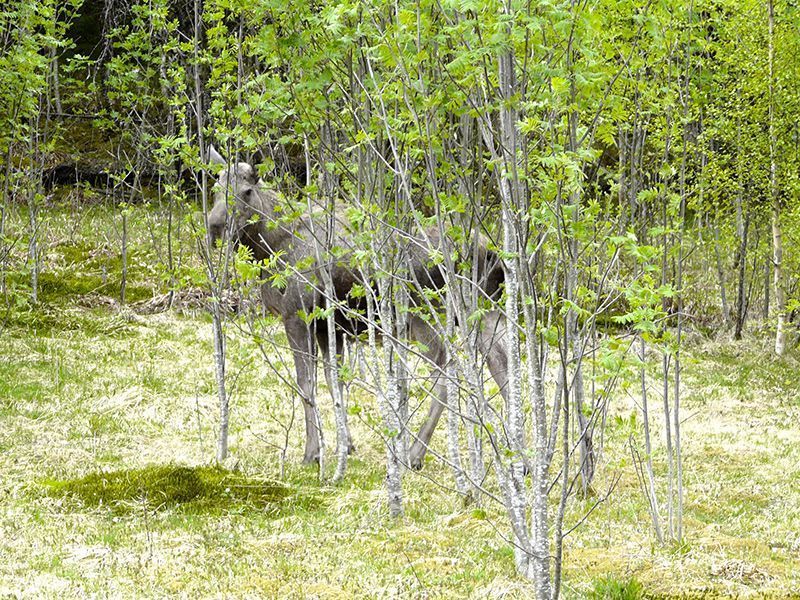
[205, 146, 509, 469]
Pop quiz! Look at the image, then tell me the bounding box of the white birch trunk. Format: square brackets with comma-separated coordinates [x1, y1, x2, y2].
[768, 0, 786, 356]
[316, 127, 350, 484]
[496, 38, 532, 578]
[464, 324, 486, 499]
[521, 258, 551, 597]
[327, 300, 349, 484]
[640, 337, 663, 542]
[369, 285, 404, 518]
[445, 301, 468, 495]
[212, 307, 229, 462]
[394, 273, 410, 468]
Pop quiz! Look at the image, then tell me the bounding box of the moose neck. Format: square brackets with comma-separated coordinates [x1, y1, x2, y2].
[237, 186, 287, 263]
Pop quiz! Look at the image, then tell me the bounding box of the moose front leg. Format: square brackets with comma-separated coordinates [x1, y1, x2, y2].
[284, 316, 321, 464]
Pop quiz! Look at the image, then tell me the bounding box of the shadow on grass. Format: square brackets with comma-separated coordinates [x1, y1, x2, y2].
[44, 464, 321, 516]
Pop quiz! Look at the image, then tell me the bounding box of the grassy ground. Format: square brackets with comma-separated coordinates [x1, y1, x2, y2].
[1, 203, 799, 598]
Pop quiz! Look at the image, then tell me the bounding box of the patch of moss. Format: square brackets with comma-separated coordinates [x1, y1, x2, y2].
[692, 344, 800, 405]
[5, 270, 151, 310]
[589, 575, 644, 599]
[4, 239, 154, 307]
[2, 304, 134, 336]
[44, 464, 312, 515]
[2, 306, 63, 333]
[38, 271, 152, 304]
[55, 240, 96, 265]
[38, 270, 105, 298]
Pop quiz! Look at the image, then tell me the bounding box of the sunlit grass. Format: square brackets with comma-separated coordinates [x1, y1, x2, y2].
[0, 205, 799, 597]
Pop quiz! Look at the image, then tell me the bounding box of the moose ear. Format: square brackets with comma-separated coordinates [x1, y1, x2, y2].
[207, 144, 227, 166]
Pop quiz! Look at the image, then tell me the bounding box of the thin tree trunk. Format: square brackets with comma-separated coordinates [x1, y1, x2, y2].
[193, 0, 228, 463]
[50, 47, 62, 115]
[0, 145, 12, 298]
[370, 283, 404, 517]
[768, 0, 786, 356]
[734, 211, 750, 340]
[327, 300, 348, 483]
[27, 103, 43, 306]
[662, 352, 673, 537]
[764, 254, 771, 321]
[659, 105, 674, 539]
[316, 128, 350, 484]
[640, 337, 663, 542]
[445, 300, 468, 495]
[713, 220, 730, 325]
[550, 354, 569, 600]
[27, 187, 38, 305]
[159, 49, 177, 309]
[732, 77, 748, 341]
[672, 1, 694, 539]
[458, 116, 485, 498]
[497, 43, 536, 584]
[120, 209, 127, 305]
[212, 306, 228, 462]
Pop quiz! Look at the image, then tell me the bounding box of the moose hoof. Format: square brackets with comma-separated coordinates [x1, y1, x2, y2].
[302, 452, 320, 465]
[409, 453, 425, 471]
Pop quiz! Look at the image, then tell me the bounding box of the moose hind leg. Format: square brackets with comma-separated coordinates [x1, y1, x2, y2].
[479, 311, 509, 398]
[408, 334, 448, 470]
[409, 373, 447, 470]
[408, 313, 508, 471]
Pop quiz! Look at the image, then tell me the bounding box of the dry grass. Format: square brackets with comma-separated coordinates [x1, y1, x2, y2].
[1, 205, 799, 598]
[2, 307, 799, 598]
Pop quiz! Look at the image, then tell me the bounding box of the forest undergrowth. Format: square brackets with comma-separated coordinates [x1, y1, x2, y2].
[0, 204, 798, 599]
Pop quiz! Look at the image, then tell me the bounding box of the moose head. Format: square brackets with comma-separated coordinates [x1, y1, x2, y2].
[206, 145, 276, 261]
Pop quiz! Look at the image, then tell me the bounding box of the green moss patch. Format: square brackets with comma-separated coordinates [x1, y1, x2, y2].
[690, 343, 800, 405]
[38, 270, 152, 304]
[44, 465, 308, 515]
[2, 304, 134, 336]
[589, 575, 644, 599]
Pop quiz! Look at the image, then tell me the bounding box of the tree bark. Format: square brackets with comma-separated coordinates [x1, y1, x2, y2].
[713, 220, 730, 325]
[768, 0, 786, 356]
